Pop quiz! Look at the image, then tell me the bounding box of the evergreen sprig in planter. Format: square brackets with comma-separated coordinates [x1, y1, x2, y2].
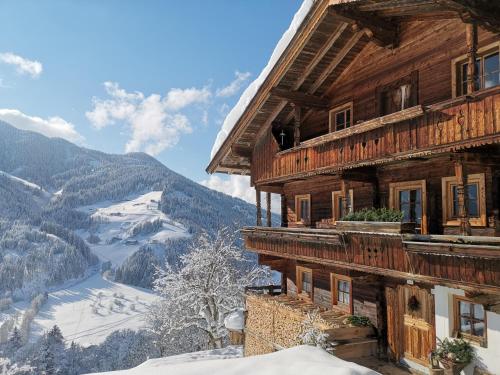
[336, 208, 415, 234]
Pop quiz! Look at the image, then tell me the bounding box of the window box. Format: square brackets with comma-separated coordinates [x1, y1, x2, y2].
[335, 220, 416, 234]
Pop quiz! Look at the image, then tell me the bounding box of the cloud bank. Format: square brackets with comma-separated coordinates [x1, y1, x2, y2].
[0, 52, 43, 78]
[216, 71, 251, 98]
[86, 81, 211, 156]
[0, 109, 84, 143]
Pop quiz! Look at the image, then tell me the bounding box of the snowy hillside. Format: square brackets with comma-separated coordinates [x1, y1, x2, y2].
[87, 345, 380, 375]
[31, 273, 156, 346]
[78, 191, 189, 266]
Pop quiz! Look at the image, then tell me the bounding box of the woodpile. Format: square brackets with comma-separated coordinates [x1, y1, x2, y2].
[244, 293, 369, 357]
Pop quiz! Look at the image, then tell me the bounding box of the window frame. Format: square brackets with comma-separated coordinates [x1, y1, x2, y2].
[451, 41, 500, 98]
[453, 295, 488, 347]
[389, 179, 427, 234]
[441, 173, 486, 227]
[332, 189, 354, 222]
[296, 266, 313, 300]
[295, 194, 311, 225]
[331, 273, 352, 314]
[328, 102, 353, 133]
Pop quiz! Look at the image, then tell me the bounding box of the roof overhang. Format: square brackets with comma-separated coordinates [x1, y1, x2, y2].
[207, 0, 500, 175]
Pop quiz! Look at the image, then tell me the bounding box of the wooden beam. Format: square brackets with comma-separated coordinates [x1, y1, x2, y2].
[266, 192, 272, 227]
[454, 159, 471, 236]
[308, 30, 365, 95]
[465, 20, 478, 95]
[230, 144, 252, 158]
[270, 88, 329, 109]
[294, 22, 348, 90]
[293, 105, 302, 147]
[256, 188, 262, 227]
[332, 7, 398, 47]
[281, 194, 288, 228]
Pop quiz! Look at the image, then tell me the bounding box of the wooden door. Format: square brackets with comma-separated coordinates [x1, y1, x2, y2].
[386, 285, 435, 365]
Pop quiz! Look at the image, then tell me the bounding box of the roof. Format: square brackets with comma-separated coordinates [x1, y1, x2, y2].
[207, 0, 500, 175]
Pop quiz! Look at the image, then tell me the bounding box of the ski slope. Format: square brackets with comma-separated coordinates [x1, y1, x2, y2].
[30, 191, 189, 346]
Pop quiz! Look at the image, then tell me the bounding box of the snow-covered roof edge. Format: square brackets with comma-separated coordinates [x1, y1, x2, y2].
[209, 0, 317, 161]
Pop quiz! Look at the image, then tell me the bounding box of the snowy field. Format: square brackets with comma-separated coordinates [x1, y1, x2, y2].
[28, 191, 190, 346]
[31, 273, 156, 346]
[87, 345, 380, 375]
[78, 191, 189, 266]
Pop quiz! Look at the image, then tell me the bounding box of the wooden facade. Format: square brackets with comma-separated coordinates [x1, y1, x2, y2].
[208, 0, 500, 370]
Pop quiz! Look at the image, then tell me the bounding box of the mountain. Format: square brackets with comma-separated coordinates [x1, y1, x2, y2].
[0, 120, 265, 293]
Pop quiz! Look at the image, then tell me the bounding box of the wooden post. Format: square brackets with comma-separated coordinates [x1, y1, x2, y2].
[466, 21, 478, 95]
[256, 188, 262, 226]
[340, 179, 350, 216]
[454, 160, 471, 236]
[293, 105, 302, 147]
[266, 192, 272, 227]
[281, 194, 288, 227]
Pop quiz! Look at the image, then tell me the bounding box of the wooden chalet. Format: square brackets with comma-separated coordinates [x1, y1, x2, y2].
[208, 0, 500, 373]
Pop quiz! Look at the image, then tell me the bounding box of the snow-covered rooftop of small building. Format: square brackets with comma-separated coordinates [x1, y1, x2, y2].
[87, 345, 380, 375]
[224, 309, 245, 331]
[210, 0, 316, 160]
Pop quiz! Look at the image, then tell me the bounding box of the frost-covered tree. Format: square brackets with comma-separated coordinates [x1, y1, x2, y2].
[298, 310, 329, 349]
[6, 328, 22, 354]
[149, 228, 270, 350]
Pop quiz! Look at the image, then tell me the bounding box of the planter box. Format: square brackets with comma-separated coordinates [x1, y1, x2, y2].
[335, 221, 416, 234]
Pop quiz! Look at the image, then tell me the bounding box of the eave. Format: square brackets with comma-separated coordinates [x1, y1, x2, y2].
[207, 0, 500, 176]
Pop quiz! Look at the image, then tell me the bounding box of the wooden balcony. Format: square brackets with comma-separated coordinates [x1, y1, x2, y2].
[241, 226, 500, 293]
[252, 87, 500, 185]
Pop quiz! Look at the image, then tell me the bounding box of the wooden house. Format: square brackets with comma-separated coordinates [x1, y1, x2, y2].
[208, 1, 500, 373]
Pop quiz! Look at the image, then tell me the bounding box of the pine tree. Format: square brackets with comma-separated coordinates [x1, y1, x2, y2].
[37, 340, 56, 375]
[47, 325, 64, 346]
[7, 327, 22, 353]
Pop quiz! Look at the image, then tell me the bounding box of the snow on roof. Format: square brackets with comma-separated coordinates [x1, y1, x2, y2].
[224, 309, 245, 331]
[210, 0, 316, 160]
[87, 345, 380, 375]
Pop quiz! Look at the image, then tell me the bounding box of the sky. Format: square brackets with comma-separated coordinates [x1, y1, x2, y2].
[0, 0, 302, 208]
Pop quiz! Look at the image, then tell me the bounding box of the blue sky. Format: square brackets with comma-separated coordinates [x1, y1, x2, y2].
[0, 0, 301, 203]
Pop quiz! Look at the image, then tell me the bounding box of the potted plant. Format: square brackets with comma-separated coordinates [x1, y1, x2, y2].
[432, 338, 476, 375]
[335, 207, 415, 234]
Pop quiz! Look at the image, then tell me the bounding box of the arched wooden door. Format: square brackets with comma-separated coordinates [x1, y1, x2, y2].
[385, 285, 435, 365]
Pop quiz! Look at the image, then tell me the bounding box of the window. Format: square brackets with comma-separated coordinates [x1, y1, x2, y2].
[332, 189, 354, 221]
[453, 43, 500, 97]
[442, 173, 486, 227]
[389, 180, 427, 234]
[454, 296, 487, 345]
[331, 273, 352, 313]
[377, 71, 418, 116]
[295, 194, 311, 225]
[296, 266, 313, 299]
[329, 102, 353, 132]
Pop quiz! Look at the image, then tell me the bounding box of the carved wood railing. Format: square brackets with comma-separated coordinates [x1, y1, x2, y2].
[252, 87, 500, 185]
[241, 226, 500, 293]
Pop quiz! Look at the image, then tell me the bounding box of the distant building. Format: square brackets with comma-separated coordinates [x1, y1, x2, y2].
[208, 1, 500, 373]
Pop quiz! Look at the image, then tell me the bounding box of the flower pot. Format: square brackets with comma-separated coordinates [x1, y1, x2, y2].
[439, 360, 468, 375]
[335, 221, 416, 234]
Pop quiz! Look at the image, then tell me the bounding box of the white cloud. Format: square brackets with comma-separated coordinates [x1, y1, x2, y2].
[216, 71, 251, 97]
[0, 52, 43, 78]
[200, 174, 281, 213]
[86, 82, 210, 156]
[0, 109, 84, 143]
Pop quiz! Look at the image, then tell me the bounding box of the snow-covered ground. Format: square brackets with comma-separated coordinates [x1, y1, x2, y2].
[87, 345, 380, 375]
[28, 191, 190, 346]
[78, 191, 189, 266]
[31, 273, 156, 346]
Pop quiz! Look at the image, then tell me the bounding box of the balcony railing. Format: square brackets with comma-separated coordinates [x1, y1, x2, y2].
[241, 226, 500, 292]
[252, 87, 500, 184]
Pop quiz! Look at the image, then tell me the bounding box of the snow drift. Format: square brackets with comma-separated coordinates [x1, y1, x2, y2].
[87, 345, 380, 375]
